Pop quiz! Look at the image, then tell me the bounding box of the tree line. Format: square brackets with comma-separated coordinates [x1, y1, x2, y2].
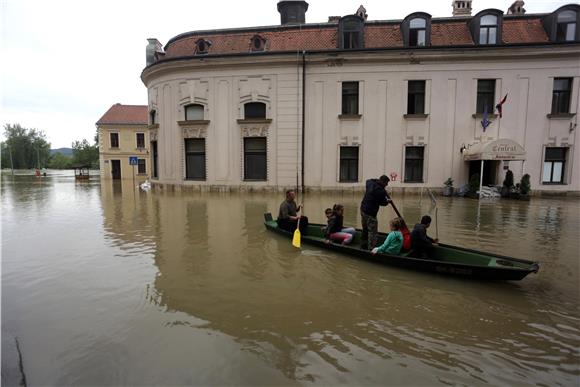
[1, 124, 99, 170]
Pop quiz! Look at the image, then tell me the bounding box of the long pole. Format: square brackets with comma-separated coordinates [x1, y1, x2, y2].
[301, 51, 306, 194]
[479, 160, 484, 200]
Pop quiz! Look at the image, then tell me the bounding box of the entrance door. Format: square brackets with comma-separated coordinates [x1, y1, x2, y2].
[111, 160, 121, 180]
[469, 160, 499, 186]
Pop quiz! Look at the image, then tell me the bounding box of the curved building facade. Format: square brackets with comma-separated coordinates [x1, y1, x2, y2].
[141, 1, 580, 194]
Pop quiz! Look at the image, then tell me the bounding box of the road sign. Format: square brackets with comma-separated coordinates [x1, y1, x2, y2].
[129, 156, 138, 165]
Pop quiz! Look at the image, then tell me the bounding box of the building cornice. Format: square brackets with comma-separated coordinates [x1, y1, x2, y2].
[141, 43, 580, 85]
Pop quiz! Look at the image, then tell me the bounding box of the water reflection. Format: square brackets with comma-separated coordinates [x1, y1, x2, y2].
[133, 191, 579, 385]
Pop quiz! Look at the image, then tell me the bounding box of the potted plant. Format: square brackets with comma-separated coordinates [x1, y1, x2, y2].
[467, 173, 480, 199]
[501, 170, 514, 198]
[515, 174, 532, 201]
[443, 177, 454, 196]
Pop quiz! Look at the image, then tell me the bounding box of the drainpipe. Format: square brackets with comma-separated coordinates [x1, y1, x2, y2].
[301, 51, 306, 194]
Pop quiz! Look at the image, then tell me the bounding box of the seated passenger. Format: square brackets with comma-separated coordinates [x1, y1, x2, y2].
[277, 189, 309, 235]
[409, 215, 439, 259]
[321, 208, 333, 232]
[325, 204, 355, 245]
[372, 218, 403, 255]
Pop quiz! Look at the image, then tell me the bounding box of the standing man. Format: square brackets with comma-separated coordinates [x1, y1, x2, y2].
[360, 175, 391, 250]
[277, 189, 309, 235]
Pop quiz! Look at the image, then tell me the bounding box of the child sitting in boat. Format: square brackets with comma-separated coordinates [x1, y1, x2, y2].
[324, 204, 356, 245]
[371, 218, 403, 255]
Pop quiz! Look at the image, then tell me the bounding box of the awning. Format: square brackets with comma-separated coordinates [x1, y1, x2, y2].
[462, 138, 526, 161]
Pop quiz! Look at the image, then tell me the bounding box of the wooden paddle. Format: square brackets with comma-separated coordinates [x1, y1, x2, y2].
[292, 215, 301, 248]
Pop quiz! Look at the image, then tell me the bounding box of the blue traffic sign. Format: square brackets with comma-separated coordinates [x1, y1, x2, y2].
[129, 156, 138, 165]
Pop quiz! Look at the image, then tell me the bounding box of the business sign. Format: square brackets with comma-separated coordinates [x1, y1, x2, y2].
[129, 156, 138, 165]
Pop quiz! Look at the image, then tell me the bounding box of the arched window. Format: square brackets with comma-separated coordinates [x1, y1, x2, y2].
[338, 15, 364, 49]
[410, 18, 426, 46]
[469, 9, 503, 46]
[557, 10, 577, 41]
[185, 104, 204, 121]
[402, 13, 431, 47]
[479, 15, 498, 44]
[195, 39, 211, 55]
[244, 102, 266, 119]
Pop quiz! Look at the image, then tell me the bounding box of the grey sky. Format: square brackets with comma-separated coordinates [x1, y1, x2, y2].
[0, 0, 573, 149]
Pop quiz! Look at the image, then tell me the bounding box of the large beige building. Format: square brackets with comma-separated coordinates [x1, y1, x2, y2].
[96, 104, 150, 181]
[141, 1, 580, 194]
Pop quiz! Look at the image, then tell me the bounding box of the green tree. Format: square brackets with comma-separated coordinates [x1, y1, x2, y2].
[2, 124, 51, 169]
[48, 153, 73, 169]
[71, 139, 99, 169]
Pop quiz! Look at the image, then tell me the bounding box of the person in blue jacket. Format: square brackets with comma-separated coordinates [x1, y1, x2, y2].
[372, 218, 403, 256]
[360, 175, 391, 250]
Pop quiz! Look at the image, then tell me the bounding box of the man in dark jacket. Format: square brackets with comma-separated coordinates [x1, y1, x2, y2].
[410, 215, 439, 258]
[277, 189, 309, 235]
[360, 175, 391, 250]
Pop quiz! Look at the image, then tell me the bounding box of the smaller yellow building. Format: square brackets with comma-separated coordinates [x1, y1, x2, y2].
[96, 104, 149, 181]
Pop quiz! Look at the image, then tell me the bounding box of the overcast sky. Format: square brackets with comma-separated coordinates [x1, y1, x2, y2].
[0, 0, 572, 148]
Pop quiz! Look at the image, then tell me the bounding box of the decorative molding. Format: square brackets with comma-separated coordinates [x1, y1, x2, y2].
[241, 125, 269, 138]
[178, 120, 210, 126]
[237, 118, 272, 124]
[149, 129, 158, 141]
[182, 127, 207, 138]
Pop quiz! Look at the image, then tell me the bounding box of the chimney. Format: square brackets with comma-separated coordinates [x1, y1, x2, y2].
[507, 1, 526, 15]
[146, 38, 163, 67]
[277, 1, 309, 25]
[452, 0, 472, 17]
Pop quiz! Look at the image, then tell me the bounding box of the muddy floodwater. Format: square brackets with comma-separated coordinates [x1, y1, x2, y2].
[2, 171, 579, 386]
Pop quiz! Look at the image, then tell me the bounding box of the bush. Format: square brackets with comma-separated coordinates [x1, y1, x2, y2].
[444, 177, 454, 187]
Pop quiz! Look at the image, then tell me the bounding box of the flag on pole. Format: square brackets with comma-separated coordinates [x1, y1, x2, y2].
[496, 93, 508, 118]
[481, 104, 491, 132]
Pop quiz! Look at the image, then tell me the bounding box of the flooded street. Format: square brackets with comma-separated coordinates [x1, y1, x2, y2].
[2, 171, 579, 386]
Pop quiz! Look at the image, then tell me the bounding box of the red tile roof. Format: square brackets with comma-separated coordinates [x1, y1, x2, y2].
[502, 18, 549, 44]
[96, 104, 148, 125]
[160, 15, 553, 61]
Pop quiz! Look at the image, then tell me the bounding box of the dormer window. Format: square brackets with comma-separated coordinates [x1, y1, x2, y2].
[470, 9, 503, 46]
[480, 15, 498, 44]
[410, 19, 426, 46]
[402, 13, 431, 47]
[542, 5, 579, 42]
[250, 35, 266, 52]
[557, 10, 577, 41]
[338, 15, 364, 49]
[195, 39, 211, 55]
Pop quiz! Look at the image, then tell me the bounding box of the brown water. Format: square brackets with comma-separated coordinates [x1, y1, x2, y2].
[2, 171, 579, 386]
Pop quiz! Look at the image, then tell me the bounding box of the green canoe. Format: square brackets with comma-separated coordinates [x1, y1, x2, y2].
[264, 213, 539, 281]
